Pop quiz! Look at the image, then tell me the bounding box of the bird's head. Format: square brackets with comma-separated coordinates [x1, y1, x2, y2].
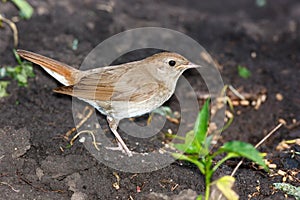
[145, 52, 200, 77]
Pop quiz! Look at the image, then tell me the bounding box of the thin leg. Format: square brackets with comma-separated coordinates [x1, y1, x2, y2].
[107, 116, 133, 157]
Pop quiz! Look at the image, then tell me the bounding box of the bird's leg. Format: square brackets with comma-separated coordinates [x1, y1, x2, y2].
[106, 116, 133, 157]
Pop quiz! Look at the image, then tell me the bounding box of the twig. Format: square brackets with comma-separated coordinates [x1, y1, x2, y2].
[0, 14, 18, 47]
[228, 85, 245, 100]
[64, 106, 100, 151]
[112, 172, 120, 190]
[230, 123, 284, 176]
[64, 106, 94, 140]
[70, 130, 100, 151]
[0, 181, 20, 192]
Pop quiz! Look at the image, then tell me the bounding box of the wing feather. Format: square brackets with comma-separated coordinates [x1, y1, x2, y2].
[54, 66, 161, 102]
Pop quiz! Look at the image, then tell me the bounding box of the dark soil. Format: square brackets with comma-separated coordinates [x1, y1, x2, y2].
[1, 0, 300, 199]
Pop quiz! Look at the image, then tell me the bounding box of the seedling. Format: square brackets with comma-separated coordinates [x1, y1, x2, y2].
[0, 49, 35, 97]
[6, 49, 35, 86]
[10, 0, 33, 19]
[237, 65, 251, 79]
[172, 99, 268, 200]
[0, 81, 9, 97]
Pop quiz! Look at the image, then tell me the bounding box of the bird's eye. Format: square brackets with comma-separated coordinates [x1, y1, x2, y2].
[168, 60, 176, 66]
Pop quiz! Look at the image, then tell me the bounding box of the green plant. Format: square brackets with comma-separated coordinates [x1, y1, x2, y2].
[0, 49, 35, 97]
[172, 100, 268, 200]
[0, 81, 9, 97]
[273, 183, 300, 200]
[7, 49, 35, 86]
[256, 0, 267, 7]
[10, 0, 33, 19]
[237, 65, 251, 79]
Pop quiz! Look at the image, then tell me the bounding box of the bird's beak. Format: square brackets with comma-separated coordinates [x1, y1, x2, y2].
[176, 62, 201, 70]
[186, 62, 201, 68]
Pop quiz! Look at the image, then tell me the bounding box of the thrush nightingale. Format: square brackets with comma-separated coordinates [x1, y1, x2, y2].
[17, 49, 200, 156]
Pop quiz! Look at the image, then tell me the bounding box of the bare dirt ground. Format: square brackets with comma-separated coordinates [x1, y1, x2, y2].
[0, 0, 299, 199]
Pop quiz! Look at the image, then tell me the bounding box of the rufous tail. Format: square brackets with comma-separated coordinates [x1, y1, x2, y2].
[17, 49, 80, 86]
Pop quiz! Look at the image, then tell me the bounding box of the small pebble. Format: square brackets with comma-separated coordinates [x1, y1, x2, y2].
[232, 100, 239, 106]
[240, 100, 250, 106]
[268, 163, 277, 169]
[261, 94, 267, 102]
[251, 51, 257, 58]
[79, 137, 85, 143]
[277, 170, 286, 176]
[276, 93, 283, 101]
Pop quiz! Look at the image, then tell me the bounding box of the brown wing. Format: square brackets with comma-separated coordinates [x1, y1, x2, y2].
[54, 65, 160, 102]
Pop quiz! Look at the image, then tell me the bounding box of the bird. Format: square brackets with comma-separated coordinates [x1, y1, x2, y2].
[17, 49, 200, 156]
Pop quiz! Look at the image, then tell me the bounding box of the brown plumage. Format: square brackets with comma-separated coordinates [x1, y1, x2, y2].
[16, 50, 79, 85]
[17, 49, 200, 156]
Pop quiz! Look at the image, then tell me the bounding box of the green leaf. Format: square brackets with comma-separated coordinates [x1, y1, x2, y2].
[4, 51, 35, 87]
[152, 106, 173, 116]
[173, 143, 195, 154]
[211, 176, 239, 200]
[273, 183, 300, 200]
[16, 74, 27, 86]
[194, 99, 210, 146]
[196, 195, 203, 200]
[172, 153, 205, 174]
[13, 49, 22, 64]
[173, 131, 201, 154]
[172, 101, 210, 156]
[10, 0, 34, 19]
[23, 64, 35, 77]
[0, 81, 9, 97]
[220, 141, 268, 171]
[237, 65, 251, 79]
[6, 66, 18, 77]
[174, 142, 199, 154]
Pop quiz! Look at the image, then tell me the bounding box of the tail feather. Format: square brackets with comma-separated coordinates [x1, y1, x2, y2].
[17, 49, 80, 86]
[53, 85, 74, 96]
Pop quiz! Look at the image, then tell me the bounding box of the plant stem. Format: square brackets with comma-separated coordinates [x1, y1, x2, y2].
[212, 154, 236, 172]
[204, 157, 213, 200]
[205, 174, 210, 200]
